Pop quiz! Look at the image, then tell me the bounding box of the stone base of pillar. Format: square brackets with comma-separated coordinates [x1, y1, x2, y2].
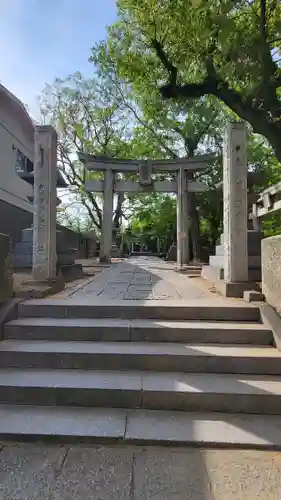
[99, 256, 111, 264]
[202, 230, 262, 294]
[174, 265, 202, 276]
[99, 244, 121, 263]
[20, 278, 65, 299]
[216, 280, 261, 298]
[13, 228, 79, 277]
[166, 243, 177, 261]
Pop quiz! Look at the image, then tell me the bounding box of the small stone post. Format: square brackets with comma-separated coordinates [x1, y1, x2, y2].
[157, 237, 161, 254]
[222, 121, 248, 295]
[32, 126, 58, 281]
[0, 233, 13, 304]
[177, 166, 189, 266]
[100, 168, 114, 262]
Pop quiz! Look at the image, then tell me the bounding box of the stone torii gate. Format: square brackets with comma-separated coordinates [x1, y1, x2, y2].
[78, 154, 215, 265]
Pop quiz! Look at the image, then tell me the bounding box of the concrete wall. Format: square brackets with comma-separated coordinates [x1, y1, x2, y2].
[0, 87, 34, 213]
[262, 235, 281, 314]
[0, 85, 91, 259]
[0, 200, 33, 243]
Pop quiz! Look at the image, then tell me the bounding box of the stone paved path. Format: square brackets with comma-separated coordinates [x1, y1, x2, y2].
[71, 256, 211, 301]
[1, 443, 281, 499]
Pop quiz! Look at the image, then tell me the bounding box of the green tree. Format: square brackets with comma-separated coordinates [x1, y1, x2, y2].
[39, 72, 133, 232]
[104, 0, 281, 160]
[125, 193, 177, 253]
[92, 41, 233, 257]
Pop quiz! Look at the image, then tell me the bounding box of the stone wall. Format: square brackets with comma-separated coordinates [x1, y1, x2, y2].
[0, 233, 13, 304]
[0, 199, 32, 243]
[262, 235, 281, 314]
[0, 199, 89, 257]
[57, 226, 88, 258]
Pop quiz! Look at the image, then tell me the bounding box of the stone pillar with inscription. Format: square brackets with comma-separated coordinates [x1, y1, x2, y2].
[177, 166, 189, 266]
[32, 126, 58, 281]
[224, 122, 248, 283]
[216, 121, 257, 297]
[99, 168, 114, 263]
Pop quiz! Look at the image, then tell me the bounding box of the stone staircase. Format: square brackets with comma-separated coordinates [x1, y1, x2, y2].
[1, 299, 281, 448]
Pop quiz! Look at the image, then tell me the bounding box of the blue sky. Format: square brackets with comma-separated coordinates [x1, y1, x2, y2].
[0, 0, 117, 116]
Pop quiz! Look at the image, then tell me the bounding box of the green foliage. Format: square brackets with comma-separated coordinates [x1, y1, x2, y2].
[40, 1, 281, 250]
[125, 194, 177, 252]
[105, 0, 280, 94]
[99, 0, 281, 160]
[39, 72, 134, 231]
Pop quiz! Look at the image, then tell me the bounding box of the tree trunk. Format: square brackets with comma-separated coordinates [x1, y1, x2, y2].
[188, 192, 201, 262]
[217, 86, 281, 162]
[186, 164, 201, 261]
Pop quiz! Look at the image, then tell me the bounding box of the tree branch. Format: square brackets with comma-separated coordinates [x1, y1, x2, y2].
[152, 38, 219, 100]
[108, 67, 178, 158]
[59, 144, 103, 227]
[161, 80, 218, 100]
[260, 0, 267, 41]
[173, 111, 217, 156]
[113, 192, 124, 228]
[151, 38, 178, 89]
[80, 199, 101, 230]
[258, 0, 279, 93]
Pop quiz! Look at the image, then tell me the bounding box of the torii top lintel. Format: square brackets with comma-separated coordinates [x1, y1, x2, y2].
[78, 153, 217, 172]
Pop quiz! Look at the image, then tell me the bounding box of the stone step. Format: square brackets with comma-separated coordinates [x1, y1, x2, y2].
[4, 318, 131, 342]
[4, 317, 272, 344]
[0, 341, 280, 374]
[0, 369, 142, 408]
[0, 368, 281, 414]
[18, 299, 261, 322]
[141, 371, 281, 414]
[0, 405, 281, 449]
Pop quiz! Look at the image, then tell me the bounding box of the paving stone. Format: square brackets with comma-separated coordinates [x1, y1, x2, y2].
[134, 447, 212, 499]
[124, 286, 154, 300]
[1, 443, 281, 499]
[97, 284, 129, 299]
[204, 449, 281, 499]
[70, 257, 212, 301]
[51, 446, 133, 500]
[130, 279, 152, 285]
[0, 443, 67, 500]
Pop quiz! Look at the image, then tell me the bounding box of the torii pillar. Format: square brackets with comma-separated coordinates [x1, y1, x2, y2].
[99, 168, 114, 262]
[177, 166, 190, 266]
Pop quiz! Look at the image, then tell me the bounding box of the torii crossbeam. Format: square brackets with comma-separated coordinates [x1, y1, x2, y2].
[79, 153, 216, 264]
